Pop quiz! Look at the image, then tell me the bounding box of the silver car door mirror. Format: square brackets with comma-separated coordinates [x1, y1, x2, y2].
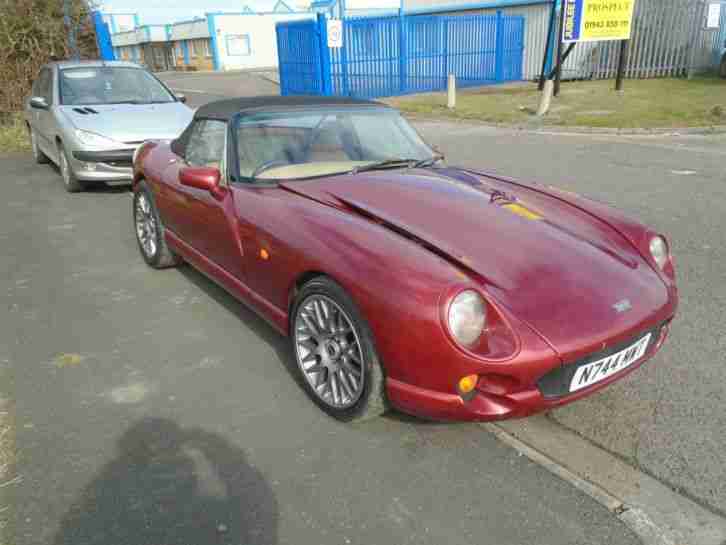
[30, 97, 49, 110]
[176, 94, 187, 104]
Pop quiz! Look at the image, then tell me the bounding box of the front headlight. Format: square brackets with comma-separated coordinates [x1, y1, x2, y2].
[448, 290, 487, 346]
[74, 129, 119, 147]
[649, 236, 669, 270]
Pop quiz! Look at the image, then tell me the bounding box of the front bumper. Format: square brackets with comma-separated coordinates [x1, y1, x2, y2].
[69, 148, 135, 181]
[386, 320, 672, 422]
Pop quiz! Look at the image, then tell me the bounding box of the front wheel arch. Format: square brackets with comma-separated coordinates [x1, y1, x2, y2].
[287, 270, 327, 332]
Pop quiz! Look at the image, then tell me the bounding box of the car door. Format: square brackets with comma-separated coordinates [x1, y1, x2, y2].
[162, 119, 245, 280]
[28, 67, 55, 160]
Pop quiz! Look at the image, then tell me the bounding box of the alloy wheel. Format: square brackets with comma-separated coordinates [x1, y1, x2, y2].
[294, 295, 365, 409]
[135, 193, 158, 258]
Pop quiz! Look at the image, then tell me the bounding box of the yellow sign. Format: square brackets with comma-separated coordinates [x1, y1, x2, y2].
[563, 0, 637, 43]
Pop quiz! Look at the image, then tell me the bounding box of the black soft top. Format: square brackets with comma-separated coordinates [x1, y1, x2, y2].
[194, 95, 385, 121]
[172, 95, 388, 157]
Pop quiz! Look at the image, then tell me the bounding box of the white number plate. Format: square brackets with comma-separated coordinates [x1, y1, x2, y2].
[570, 333, 652, 393]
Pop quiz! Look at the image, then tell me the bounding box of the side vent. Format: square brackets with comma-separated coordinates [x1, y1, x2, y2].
[72, 107, 99, 114]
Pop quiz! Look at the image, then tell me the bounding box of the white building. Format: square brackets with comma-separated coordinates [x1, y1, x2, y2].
[107, 3, 313, 72]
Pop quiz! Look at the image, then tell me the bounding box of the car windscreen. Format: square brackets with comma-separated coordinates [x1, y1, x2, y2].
[59, 67, 175, 106]
[234, 108, 434, 181]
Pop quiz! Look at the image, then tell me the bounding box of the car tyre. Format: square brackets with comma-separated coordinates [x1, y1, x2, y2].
[291, 276, 388, 422]
[133, 180, 182, 269]
[29, 127, 49, 164]
[57, 142, 84, 193]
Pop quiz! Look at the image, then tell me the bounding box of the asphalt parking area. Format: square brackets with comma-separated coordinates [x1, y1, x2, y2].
[2, 153, 640, 545]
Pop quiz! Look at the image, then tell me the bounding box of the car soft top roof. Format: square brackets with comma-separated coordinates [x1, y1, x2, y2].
[172, 95, 390, 157]
[194, 95, 386, 121]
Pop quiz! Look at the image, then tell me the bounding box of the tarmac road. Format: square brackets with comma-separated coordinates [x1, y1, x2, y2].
[1, 153, 640, 545]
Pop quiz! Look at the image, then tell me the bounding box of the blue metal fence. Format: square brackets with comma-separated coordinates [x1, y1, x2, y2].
[276, 19, 325, 95]
[277, 12, 525, 98]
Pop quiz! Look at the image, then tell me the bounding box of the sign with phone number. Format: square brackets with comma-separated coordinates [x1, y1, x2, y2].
[563, 0, 637, 43]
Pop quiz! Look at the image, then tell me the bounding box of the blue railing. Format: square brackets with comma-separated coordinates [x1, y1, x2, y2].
[277, 12, 525, 98]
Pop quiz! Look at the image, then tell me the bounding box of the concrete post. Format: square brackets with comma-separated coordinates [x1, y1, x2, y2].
[536, 79, 554, 117]
[447, 74, 456, 110]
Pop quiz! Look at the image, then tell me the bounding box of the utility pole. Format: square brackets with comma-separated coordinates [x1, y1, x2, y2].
[615, 39, 629, 92]
[538, 0, 557, 91]
[554, 0, 567, 96]
[64, 0, 80, 60]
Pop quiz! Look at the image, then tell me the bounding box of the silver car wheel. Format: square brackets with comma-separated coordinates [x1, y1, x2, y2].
[59, 149, 71, 187]
[294, 295, 365, 409]
[135, 193, 158, 258]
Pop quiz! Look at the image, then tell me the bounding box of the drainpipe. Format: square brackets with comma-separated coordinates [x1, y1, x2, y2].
[207, 13, 222, 71]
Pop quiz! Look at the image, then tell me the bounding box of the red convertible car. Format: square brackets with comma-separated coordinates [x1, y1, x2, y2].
[132, 96, 678, 422]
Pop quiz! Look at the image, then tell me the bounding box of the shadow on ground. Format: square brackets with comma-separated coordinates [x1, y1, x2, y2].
[178, 265, 306, 391]
[178, 265, 452, 427]
[52, 418, 277, 545]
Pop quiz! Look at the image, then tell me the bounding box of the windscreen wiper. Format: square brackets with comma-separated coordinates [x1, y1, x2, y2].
[349, 158, 417, 175]
[412, 153, 445, 169]
[350, 154, 445, 175]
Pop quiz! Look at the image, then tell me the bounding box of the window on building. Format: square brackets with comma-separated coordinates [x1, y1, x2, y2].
[202, 39, 211, 57]
[190, 39, 199, 57]
[153, 47, 165, 66]
[176, 42, 184, 61]
[227, 34, 251, 56]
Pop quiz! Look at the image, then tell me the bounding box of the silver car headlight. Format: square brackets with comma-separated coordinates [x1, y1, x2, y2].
[649, 236, 669, 270]
[448, 290, 487, 346]
[74, 129, 119, 147]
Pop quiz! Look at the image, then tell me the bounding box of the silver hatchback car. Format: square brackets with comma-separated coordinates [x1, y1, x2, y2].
[25, 60, 194, 192]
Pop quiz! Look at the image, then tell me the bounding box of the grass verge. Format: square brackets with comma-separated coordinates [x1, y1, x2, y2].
[388, 76, 726, 129]
[0, 113, 29, 153]
[0, 394, 14, 545]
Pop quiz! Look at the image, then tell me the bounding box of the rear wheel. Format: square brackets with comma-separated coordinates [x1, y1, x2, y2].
[29, 127, 49, 164]
[291, 277, 387, 422]
[133, 181, 181, 269]
[58, 142, 83, 193]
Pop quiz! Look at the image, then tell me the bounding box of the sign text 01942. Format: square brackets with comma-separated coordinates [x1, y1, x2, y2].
[563, 0, 637, 43]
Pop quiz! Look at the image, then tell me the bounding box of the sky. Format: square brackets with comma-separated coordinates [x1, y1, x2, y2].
[100, 0, 305, 24]
[101, 0, 400, 24]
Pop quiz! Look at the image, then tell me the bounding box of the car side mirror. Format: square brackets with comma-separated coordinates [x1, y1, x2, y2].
[30, 96, 49, 110]
[179, 166, 225, 199]
[176, 93, 187, 104]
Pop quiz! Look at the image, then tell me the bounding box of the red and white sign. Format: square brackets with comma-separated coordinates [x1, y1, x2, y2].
[327, 19, 343, 48]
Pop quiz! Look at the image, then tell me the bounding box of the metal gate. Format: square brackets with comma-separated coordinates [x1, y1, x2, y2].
[277, 12, 525, 98]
